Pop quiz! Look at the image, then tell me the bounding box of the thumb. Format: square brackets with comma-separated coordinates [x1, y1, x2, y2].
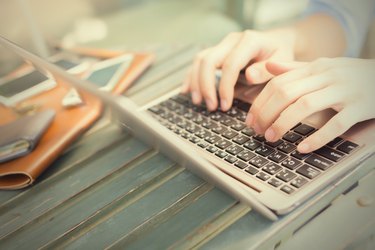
[266, 61, 308, 76]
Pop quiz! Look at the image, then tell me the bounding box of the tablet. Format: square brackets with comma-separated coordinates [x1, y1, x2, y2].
[84, 54, 133, 91]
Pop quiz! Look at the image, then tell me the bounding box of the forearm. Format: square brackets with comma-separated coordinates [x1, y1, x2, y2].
[293, 13, 347, 60]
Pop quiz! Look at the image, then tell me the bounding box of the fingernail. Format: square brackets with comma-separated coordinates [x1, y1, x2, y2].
[298, 143, 310, 153]
[250, 68, 260, 82]
[181, 83, 188, 93]
[192, 91, 200, 104]
[253, 123, 261, 134]
[265, 128, 275, 141]
[206, 99, 215, 111]
[221, 99, 229, 111]
[246, 113, 253, 125]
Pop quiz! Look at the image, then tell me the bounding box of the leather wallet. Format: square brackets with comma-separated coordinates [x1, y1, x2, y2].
[0, 109, 55, 163]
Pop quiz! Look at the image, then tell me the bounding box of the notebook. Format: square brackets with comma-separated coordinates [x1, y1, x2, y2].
[1, 35, 374, 221]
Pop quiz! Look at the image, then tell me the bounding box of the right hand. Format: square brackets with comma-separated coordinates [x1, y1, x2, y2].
[181, 28, 296, 111]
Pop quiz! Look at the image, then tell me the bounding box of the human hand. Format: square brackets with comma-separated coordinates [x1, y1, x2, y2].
[247, 58, 375, 153]
[181, 28, 296, 111]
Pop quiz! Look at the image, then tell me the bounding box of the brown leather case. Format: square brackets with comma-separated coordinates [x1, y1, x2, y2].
[0, 80, 102, 190]
[0, 47, 154, 190]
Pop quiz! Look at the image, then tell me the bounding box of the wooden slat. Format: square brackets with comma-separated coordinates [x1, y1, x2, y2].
[114, 188, 238, 250]
[54, 170, 207, 249]
[0, 153, 180, 249]
[0, 137, 150, 239]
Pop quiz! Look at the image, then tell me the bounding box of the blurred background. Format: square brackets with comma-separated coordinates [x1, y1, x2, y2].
[1, 0, 374, 63]
[0, 0, 307, 54]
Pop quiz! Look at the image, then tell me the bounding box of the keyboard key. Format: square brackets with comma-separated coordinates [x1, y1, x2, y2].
[296, 164, 321, 179]
[235, 160, 248, 169]
[233, 134, 250, 145]
[215, 139, 233, 149]
[283, 132, 302, 143]
[281, 185, 295, 194]
[226, 108, 239, 117]
[243, 140, 260, 151]
[225, 155, 238, 164]
[197, 141, 208, 148]
[196, 130, 211, 139]
[226, 145, 244, 155]
[237, 101, 250, 112]
[245, 166, 259, 175]
[209, 112, 224, 121]
[249, 156, 270, 168]
[253, 135, 266, 142]
[293, 124, 315, 136]
[337, 141, 359, 154]
[327, 137, 344, 148]
[212, 125, 226, 134]
[291, 176, 308, 188]
[189, 136, 201, 144]
[315, 146, 345, 162]
[255, 145, 275, 157]
[206, 145, 218, 153]
[218, 116, 233, 126]
[202, 120, 217, 129]
[268, 178, 283, 188]
[231, 123, 246, 131]
[148, 105, 164, 115]
[276, 169, 296, 182]
[282, 158, 302, 170]
[215, 151, 228, 158]
[265, 139, 283, 148]
[237, 150, 256, 161]
[278, 141, 296, 154]
[262, 163, 282, 175]
[222, 130, 238, 139]
[235, 111, 247, 122]
[268, 151, 287, 163]
[291, 151, 311, 160]
[256, 172, 271, 181]
[242, 127, 255, 136]
[305, 154, 333, 170]
[205, 134, 221, 144]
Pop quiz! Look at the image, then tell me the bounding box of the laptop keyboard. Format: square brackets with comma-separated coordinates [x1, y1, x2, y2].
[148, 94, 359, 195]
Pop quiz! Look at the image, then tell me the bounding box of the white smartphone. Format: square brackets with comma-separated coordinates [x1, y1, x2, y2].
[0, 54, 89, 106]
[84, 54, 134, 92]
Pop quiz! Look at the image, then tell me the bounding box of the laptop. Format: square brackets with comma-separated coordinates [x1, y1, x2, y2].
[1, 35, 374, 221]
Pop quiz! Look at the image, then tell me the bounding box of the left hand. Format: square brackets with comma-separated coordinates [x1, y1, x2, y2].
[246, 58, 375, 153]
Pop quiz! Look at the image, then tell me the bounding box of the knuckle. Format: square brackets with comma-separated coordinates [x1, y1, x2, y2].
[310, 57, 330, 73]
[297, 96, 314, 111]
[332, 117, 349, 133]
[222, 60, 237, 73]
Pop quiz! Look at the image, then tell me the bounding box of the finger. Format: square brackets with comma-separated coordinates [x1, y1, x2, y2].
[219, 32, 262, 111]
[265, 86, 344, 142]
[266, 61, 308, 76]
[199, 35, 241, 110]
[190, 51, 208, 105]
[297, 108, 359, 153]
[245, 50, 297, 84]
[248, 65, 311, 128]
[255, 72, 331, 133]
[245, 61, 274, 85]
[181, 68, 192, 93]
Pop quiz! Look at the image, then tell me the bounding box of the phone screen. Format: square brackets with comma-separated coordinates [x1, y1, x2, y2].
[86, 62, 123, 88]
[0, 71, 48, 97]
[53, 59, 79, 70]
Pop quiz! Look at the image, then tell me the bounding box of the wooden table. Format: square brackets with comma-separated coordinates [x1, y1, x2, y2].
[1, 44, 374, 249]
